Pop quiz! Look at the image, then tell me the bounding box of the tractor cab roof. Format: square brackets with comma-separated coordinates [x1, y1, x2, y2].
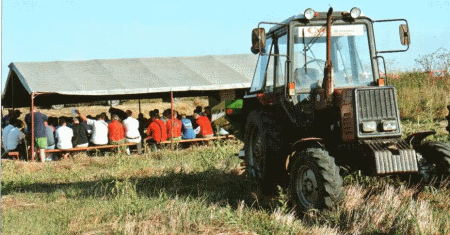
[268, 8, 366, 34]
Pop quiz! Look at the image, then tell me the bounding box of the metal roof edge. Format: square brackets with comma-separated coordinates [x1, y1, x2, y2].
[52, 83, 252, 96]
[8, 63, 33, 94]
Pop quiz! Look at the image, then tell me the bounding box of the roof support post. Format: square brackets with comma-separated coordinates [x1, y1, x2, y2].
[138, 99, 141, 114]
[10, 70, 14, 110]
[170, 91, 174, 148]
[30, 92, 35, 161]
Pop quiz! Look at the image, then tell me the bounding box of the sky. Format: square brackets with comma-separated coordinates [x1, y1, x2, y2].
[1, 0, 450, 90]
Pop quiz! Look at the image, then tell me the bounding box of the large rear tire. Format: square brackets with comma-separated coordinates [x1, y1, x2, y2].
[418, 141, 450, 176]
[245, 126, 264, 180]
[244, 110, 288, 194]
[289, 148, 343, 211]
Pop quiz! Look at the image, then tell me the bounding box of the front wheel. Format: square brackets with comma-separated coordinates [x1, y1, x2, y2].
[418, 142, 450, 176]
[289, 148, 343, 211]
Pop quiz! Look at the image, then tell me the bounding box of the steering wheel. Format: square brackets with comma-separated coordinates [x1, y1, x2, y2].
[301, 59, 326, 70]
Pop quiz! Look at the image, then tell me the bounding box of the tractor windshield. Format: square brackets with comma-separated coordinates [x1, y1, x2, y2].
[293, 24, 373, 91]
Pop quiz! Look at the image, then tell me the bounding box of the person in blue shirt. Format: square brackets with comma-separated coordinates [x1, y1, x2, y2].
[180, 114, 196, 139]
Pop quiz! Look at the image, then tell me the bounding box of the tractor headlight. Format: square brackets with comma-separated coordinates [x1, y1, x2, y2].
[304, 8, 315, 20]
[362, 121, 377, 133]
[382, 120, 397, 131]
[350, 7, 361, 19]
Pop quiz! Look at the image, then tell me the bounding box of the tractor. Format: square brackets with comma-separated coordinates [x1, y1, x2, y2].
[225, 7, 450, 211]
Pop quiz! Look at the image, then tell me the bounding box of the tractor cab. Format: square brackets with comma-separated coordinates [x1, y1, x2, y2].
[244, 8, 411, 143]
[250, 8, 409, 97]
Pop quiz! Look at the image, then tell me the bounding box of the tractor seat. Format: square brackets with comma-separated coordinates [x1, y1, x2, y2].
[295, 68, 319, 89]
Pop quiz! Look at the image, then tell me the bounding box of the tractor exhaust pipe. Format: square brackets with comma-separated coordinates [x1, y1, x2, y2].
[322, 7, 334, 105]
[446, 105, 450, 138]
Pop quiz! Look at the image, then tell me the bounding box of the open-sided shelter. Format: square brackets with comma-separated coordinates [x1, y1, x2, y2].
[2, 54, 258, 108]
[2, 54, 258, 158]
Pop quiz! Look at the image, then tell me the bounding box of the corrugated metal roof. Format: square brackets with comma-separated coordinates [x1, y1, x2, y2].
[7, 54, 258, 96]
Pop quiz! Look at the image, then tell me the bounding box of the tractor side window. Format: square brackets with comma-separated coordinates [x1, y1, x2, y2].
[265, 50, 275, 92]
[275, 34, 288, 88]
[250, 38, 273, 93]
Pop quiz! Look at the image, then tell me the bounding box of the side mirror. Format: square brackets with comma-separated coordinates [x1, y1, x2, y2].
[251, 28, 266, 54]
[399, 24, 410, 46]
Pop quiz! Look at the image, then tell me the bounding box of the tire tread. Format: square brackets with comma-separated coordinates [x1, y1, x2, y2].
[290, 148, 343, 211]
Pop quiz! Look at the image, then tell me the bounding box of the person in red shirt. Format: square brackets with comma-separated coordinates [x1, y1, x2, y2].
[155, 115, 167, 142]
[146, 111, 168, 152]
[108, 114, 125, 145]
[194, 113, 214, 138]
[146, 111, 162, 143]
[166, 111, 182, 140]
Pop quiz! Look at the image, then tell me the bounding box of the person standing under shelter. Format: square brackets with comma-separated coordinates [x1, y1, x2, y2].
[108, 114, 125, 145]
[123, 110, 142, 154]
[76, 110, 108, 146]
[25, 107, 48, 162]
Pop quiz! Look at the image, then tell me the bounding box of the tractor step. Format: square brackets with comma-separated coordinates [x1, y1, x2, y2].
[238, 149, 245, 160]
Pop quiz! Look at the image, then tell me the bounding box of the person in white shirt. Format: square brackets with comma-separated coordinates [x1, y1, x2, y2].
[55, 117, 73, 153]
[123, 110, 142, 154]
[4, 119, 25, 154]
[76, 110, 108, 146]
[2, 118, 17, 148]
[54, 118, 73, 160]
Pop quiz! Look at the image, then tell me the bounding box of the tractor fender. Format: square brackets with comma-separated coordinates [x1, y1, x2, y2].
[291, 137, 324, 152]
[405, 131, 436, 149]
[287, 137, 324, 173]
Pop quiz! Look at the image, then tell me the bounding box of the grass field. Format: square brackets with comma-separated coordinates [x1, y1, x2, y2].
[2, 72, 450, 234]
[2, 140, 450, 234]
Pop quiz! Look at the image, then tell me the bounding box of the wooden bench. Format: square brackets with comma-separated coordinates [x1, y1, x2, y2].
[143, 135, 235, 144]
[7, 151, 20, 160]
[44, 142, 137, 153]
[6, 142, 138, 161]
[160, 135, 234, 144]
[6, 135, 235, 160]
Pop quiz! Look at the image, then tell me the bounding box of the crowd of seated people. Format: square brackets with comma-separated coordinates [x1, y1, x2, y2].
[1, 105, 219, 161]
[1, 107, 142, 161]
[140, 106, 215, 147]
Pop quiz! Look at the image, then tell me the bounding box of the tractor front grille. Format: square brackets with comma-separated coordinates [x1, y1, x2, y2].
[355, 87, 401, 138]
[356, 88, 397, 121]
